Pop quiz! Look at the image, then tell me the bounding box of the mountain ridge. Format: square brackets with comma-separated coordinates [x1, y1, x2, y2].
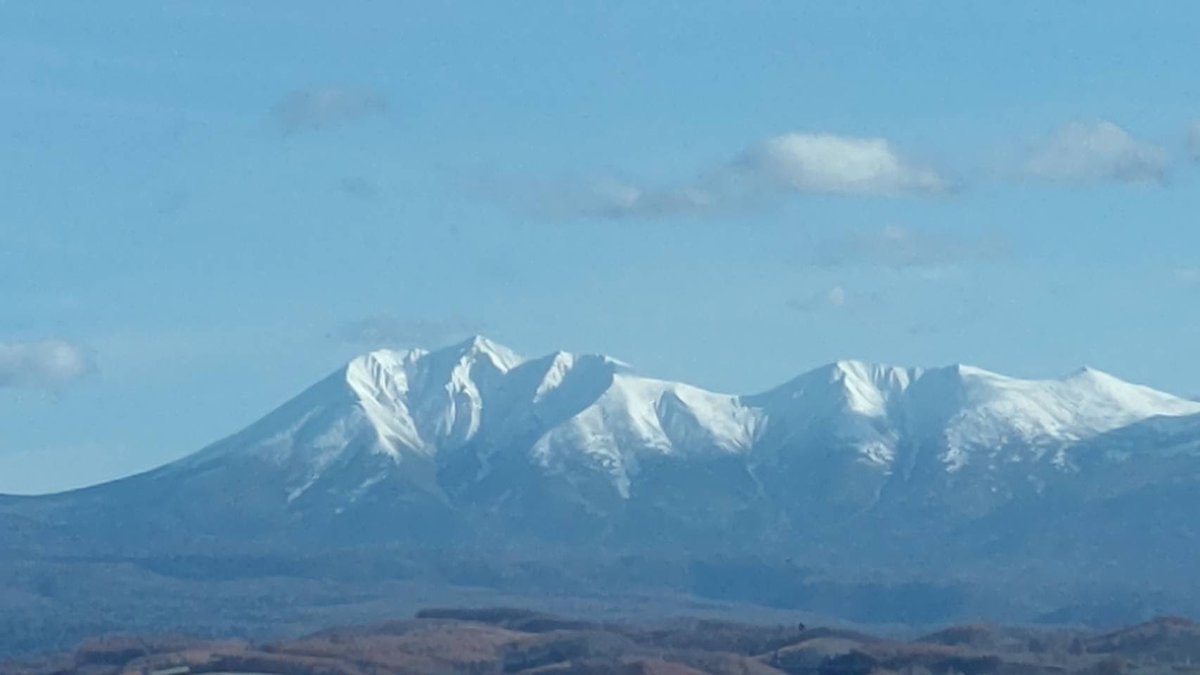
[11, 335, 1200, 515]
[114, 336, 1199, 521]
[4, 335, 1200, 632]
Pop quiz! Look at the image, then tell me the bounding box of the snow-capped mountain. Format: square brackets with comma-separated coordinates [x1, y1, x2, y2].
[7, 335, 1200, 575]
[170, 337, 1200, 511]
[159, 337, 762, 522]
[7, 335, 1200, 630]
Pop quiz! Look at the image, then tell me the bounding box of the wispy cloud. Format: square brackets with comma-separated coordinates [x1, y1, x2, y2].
[805, 225, 1011, 270]
[330, 315, 483, 348]
[0, 339, 95, 390]
[787, 285, 852, 313]
[1175, 267, 1200, 287]
[271, 86, 387, 135]
[498, 132, 951, 221]
[1188, 122, 1200, 161]
[338, 176, 381, 201]
[505, 177, 718, 221]
[1026, 121, 1168, 184]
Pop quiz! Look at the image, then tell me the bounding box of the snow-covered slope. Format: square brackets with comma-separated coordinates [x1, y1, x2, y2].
[749, 360, 1200, 475]
[740, 359, 1200, 515]
[910, 365, 1200, 470]
[167, 338, 765, 511]
[21, 336, 1200, 554]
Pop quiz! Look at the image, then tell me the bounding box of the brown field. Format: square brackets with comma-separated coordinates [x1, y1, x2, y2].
[4, 608, 1199, 675]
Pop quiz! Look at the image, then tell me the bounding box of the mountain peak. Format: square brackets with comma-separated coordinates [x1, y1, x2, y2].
[345, 347, 423, 392]
[819, 360, 921, 401]
[828, 359, 919, 381]
[1064, 365, 1120, 383]
[749, 359, 919, 422]
[952, 363, 992, 376]
[447, 335, 524, 372]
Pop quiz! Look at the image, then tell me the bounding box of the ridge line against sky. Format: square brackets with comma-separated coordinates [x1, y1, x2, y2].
[3, 1, 1200, 493]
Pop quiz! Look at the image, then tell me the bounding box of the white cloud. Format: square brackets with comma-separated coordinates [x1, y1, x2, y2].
[271, 86, 387, 135]
[1026, 121, 1168, 184]
[500, 132, 950, 221]
[0, 339, 94, 390]
[735, 133, 950, 196]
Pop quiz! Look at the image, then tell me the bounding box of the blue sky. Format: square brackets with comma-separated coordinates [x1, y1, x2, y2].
[3, 1, 1200, 494]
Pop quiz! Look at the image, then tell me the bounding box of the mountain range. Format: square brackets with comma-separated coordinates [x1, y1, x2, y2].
[3, 336, 1200, 651]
